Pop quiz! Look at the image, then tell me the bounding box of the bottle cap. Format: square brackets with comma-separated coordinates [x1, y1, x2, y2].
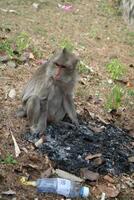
[80, 186, 90, 198]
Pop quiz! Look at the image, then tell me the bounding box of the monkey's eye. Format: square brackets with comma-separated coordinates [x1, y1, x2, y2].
[60, 65, 66, 69]
[55, 63, 66, 69]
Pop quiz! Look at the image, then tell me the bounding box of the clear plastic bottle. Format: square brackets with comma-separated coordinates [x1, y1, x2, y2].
[36, 178, 90, 198]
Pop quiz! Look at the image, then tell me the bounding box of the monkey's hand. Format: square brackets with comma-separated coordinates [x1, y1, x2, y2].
[73, 119, 79, 129]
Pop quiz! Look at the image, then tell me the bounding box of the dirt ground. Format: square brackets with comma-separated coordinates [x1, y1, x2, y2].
[0, 0, 134, 199]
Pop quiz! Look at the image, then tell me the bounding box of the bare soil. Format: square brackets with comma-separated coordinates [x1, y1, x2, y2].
[0, 0, 134, 199]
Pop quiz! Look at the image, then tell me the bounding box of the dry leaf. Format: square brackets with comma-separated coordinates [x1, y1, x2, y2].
[85, 153, 102, 160]
[127, 82, 133, 88]
[27, 164, 39, 169]
[29, 52, 34, 59]
[89, 126, 105, 133]
[97, 183, 120, 198]
[80, 168, 99, 181]
[104, 175, 114, 183]
[41, 167, 53, 178]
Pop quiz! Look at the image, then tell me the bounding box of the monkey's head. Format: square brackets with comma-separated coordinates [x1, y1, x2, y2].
[52, 48, 79, 83]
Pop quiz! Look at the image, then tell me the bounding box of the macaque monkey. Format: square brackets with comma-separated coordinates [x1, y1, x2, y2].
[121, 0, 134, 25]
[17, 48, 79, 136]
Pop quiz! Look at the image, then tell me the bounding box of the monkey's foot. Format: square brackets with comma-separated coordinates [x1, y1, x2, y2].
[34, 136, 45, 147]
[57, 121, 76, 129]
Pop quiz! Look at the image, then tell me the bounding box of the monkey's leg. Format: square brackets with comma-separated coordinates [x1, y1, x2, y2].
[26, 95, 41, 133]
[63, 95, 79, 126]
[36, 99, 48, 137]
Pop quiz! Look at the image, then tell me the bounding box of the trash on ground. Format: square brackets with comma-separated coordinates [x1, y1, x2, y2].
[58, 4, 73, 11]
[20, 177, 90, 198]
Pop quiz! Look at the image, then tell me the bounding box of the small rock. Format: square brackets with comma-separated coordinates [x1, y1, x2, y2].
[107, 79, 113, 84]
[80, 168, 99, 181]
[128, 156, 134, 163]
[8, 89, 16, 99]
[32, 3, 40, 10]
[7, 60, 17, 68]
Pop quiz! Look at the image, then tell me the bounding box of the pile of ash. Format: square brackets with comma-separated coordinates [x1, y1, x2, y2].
[24, 119, 134, 176]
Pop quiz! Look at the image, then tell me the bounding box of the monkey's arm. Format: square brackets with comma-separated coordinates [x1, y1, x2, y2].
[63, 95, 78, 125]
[37, 98, 48, 136]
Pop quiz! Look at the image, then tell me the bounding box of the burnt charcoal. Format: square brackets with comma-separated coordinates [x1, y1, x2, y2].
[23, 120, 134, 176]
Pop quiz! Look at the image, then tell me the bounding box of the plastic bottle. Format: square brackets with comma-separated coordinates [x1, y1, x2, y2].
[36, 178, 90, 198]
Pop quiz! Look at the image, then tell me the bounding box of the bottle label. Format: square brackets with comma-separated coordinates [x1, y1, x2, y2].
[57, 178, 71, 197]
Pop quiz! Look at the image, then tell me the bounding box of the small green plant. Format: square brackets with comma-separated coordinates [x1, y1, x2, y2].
[31, 46, 43, 58]
[16, 32, 30, 53]
[105, 85, 124, 110]
[127, 89, 134, 96]
[77, 61, 91, 74]
[89, 27, 98, 39]
[0, 154, 17, 164]
[106, 59, 125, 80]
[0, 40, 14, 57]
[60, 38, 74, 52]
[99, 0, 115, 15]
[0, 32, 30, 57]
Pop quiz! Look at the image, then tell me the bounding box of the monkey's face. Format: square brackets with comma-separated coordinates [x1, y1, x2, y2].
[52, 48, 79, 83]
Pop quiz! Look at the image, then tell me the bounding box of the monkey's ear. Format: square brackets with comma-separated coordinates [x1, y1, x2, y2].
[75, 58, 79, 65]
[63, 48, 67, 54]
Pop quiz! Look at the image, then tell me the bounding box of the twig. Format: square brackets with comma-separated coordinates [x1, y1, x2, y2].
[7, 119, 21, 157]
[10, 131, 21, 157]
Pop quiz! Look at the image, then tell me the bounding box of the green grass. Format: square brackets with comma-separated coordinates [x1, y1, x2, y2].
[77, 61, 91, 74]
[0, 32, 30, 57]
[89, 27, 98, 39]
[15, 32, 30, 53]
[105, 85, 124, 111]
[106, 59, 125, 80]
[0, 154, 17, 164]
[0, 40, 14, 58]
[127, 89, 134, 96]
[0, 31, 42, 58]
[60, 38, 74, 52]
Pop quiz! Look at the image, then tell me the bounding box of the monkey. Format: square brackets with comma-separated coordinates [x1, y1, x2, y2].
[121, 0, 134, 25]
[17, 48, 79, 137]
